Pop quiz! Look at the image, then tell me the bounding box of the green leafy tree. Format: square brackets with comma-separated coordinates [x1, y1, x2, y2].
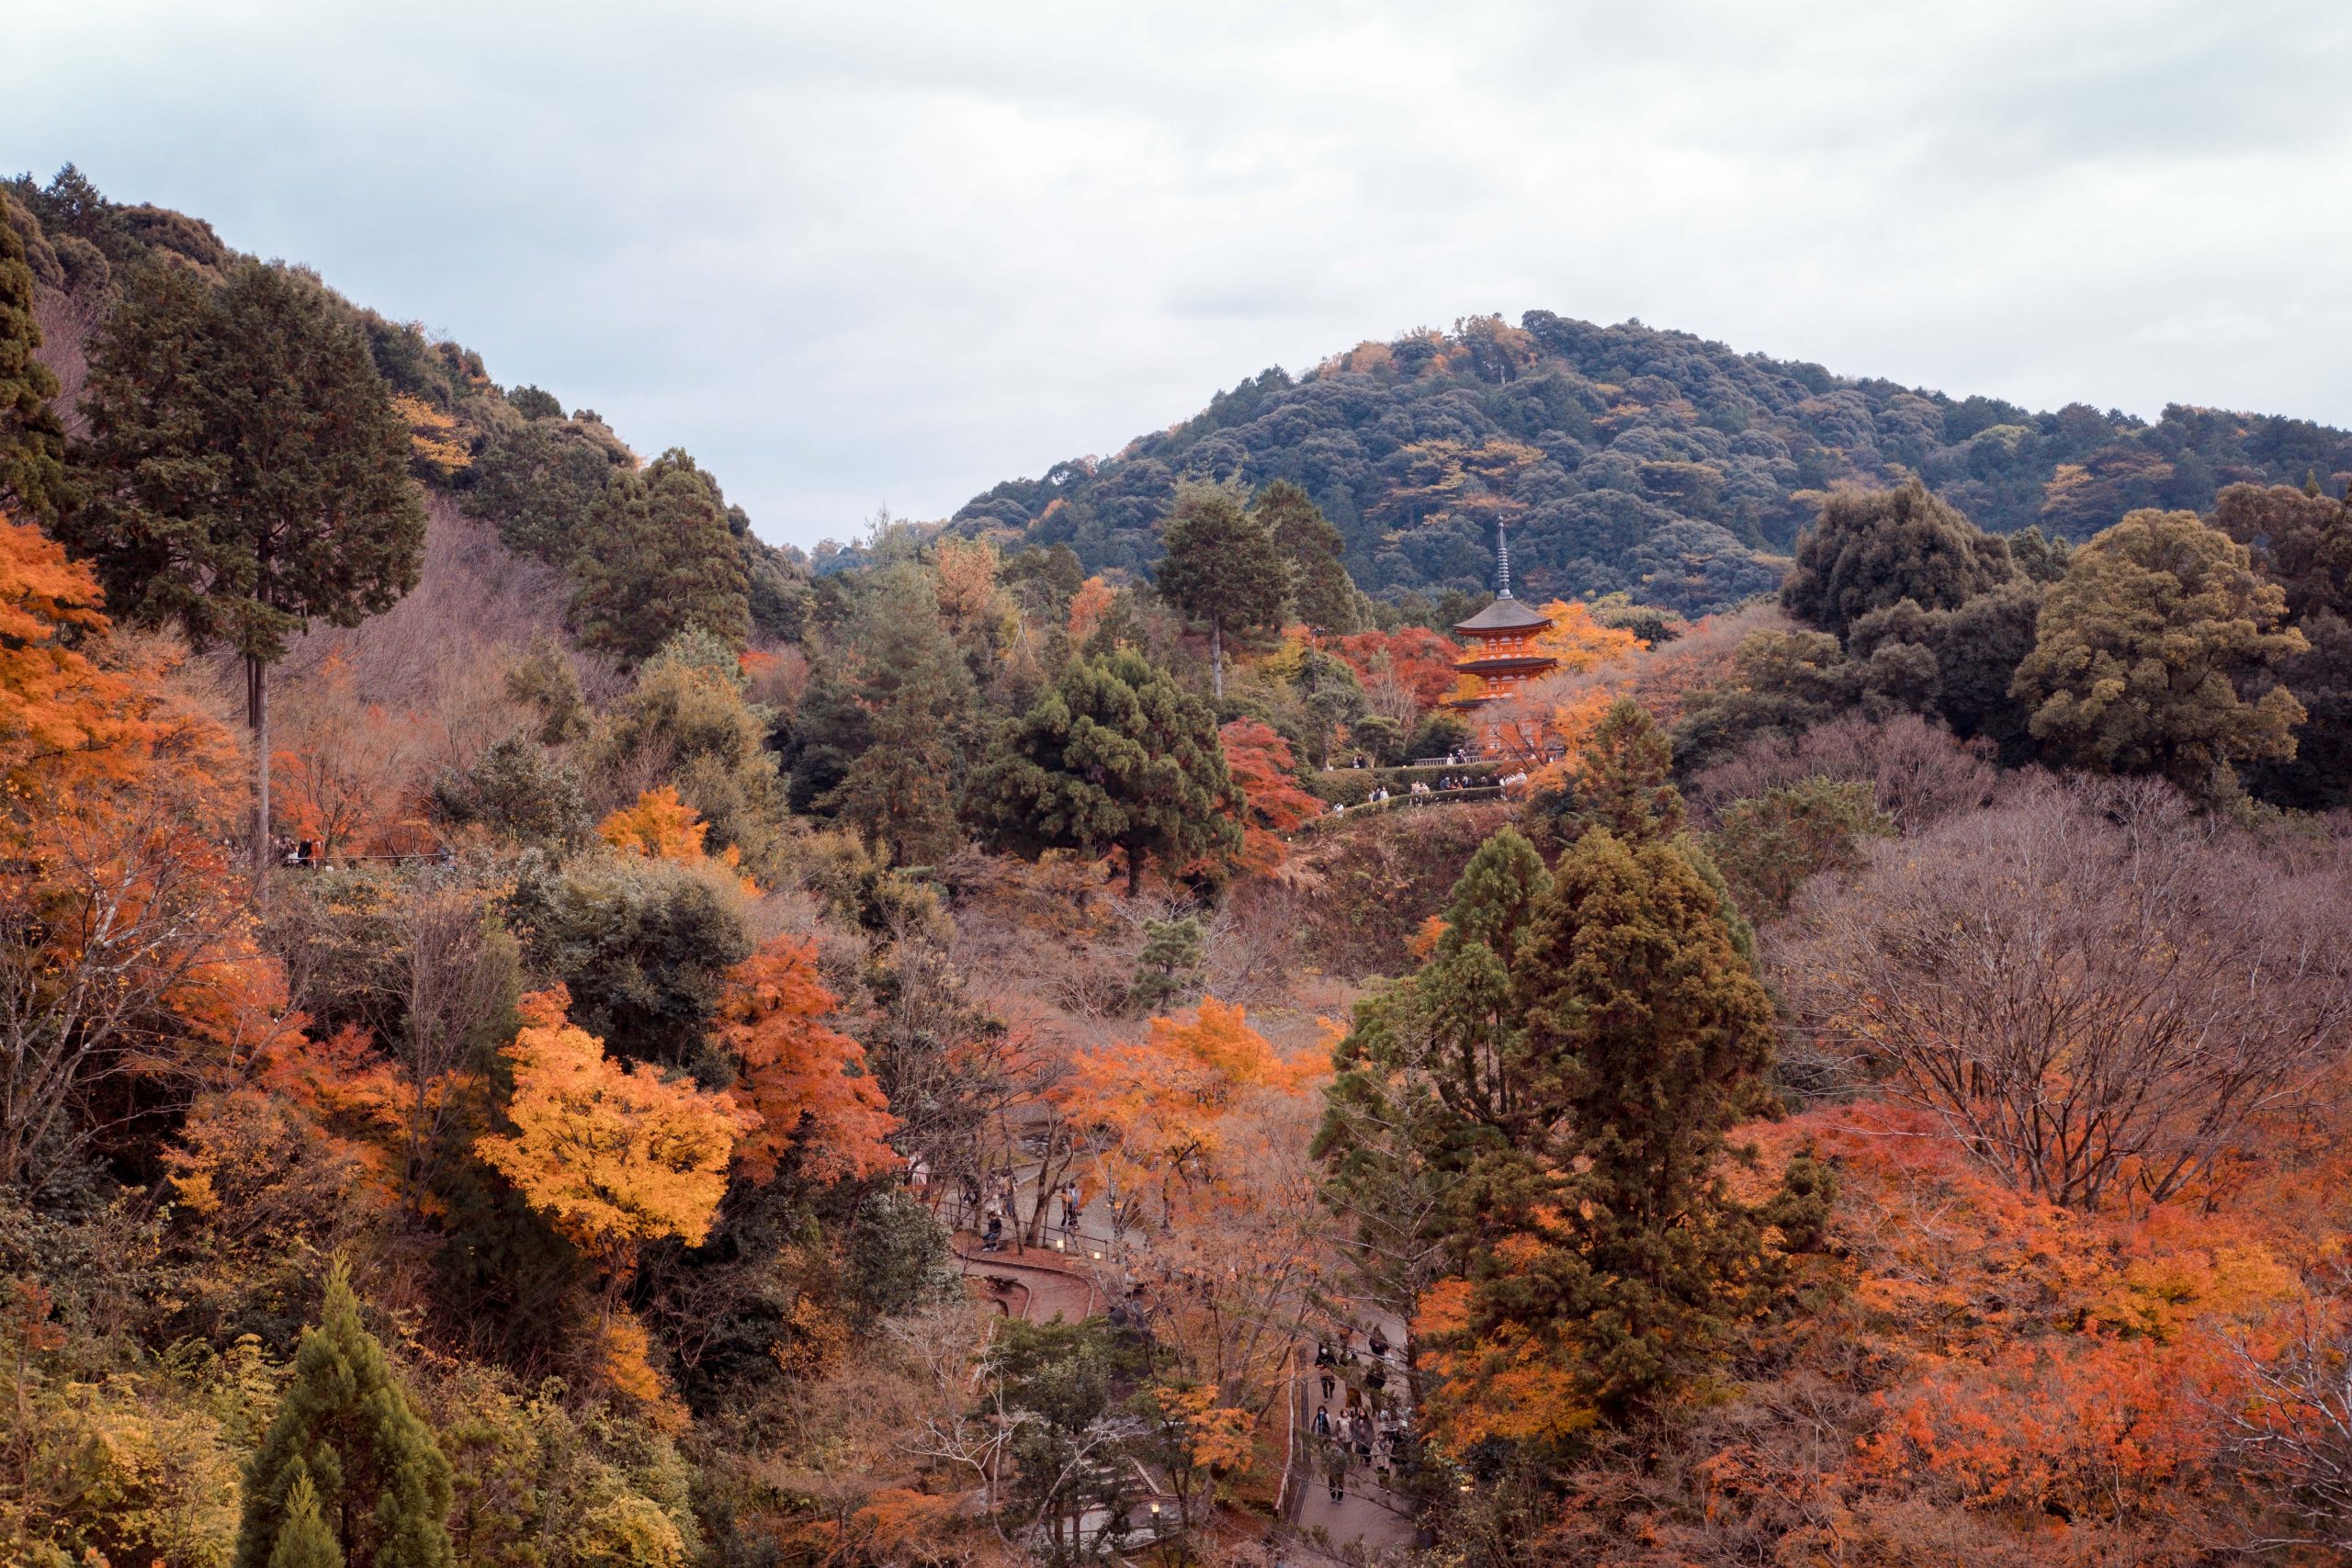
[1478, 828, 1779, 1419]
[0, 196, 65, 520]
[2212, 480, 2352, 807]
[1781, 479, 2017, 642]
[1319, 822, 1783, 1428]
[235, 1262, 454, 1568]
[460, 417, 625, 564]
[1668, 628, 1856, 772]
[2011, 508, 2307, 793]
[594, 628, 788, 868]
[428, 735, 587, 849]
[571, 448, 750, 660]
[1253, 479, 1360, 633]
[825, 565, 978, 865]
[1154, 484, 1286, 697]
[65, 258, 425, 869]
[974, 646, 1239, 895]
[1705, 777, 1894, 919]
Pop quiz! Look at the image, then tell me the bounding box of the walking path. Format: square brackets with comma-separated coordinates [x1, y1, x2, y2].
[1286, 1313, 1420, 1553]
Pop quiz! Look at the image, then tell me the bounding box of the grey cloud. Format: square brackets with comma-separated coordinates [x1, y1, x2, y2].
[7, 0, 2352, 548]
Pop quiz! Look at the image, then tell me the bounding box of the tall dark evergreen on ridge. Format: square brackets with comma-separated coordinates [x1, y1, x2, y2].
[1153, 483, 1287, 698]
[63, 256, 424, 871]
[0, 195, 66, 521]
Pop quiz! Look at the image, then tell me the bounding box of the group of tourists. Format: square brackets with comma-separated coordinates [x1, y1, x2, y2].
[974, 1175, 1086, 1255]
[1310, 1327, 1413, 1504]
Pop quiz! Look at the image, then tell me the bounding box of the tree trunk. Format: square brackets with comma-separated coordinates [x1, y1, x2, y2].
[1211, 621, 1224, 700]
[1125, 843, 1143, 897]
[246, 655, 272, 880]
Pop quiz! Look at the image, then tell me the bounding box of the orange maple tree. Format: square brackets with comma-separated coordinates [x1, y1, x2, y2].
[1329, 626, 1462, 712]
[711, 935, 899, 1184]
[477, 986, 754, 1271]
[1216, 719, 1324, 873]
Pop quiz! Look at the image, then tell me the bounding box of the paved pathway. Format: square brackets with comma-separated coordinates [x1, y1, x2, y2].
[1285, 1314, 1420, 1553]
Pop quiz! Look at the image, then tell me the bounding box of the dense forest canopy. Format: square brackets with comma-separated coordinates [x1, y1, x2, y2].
[952, 311, 2352, 616]
[10, 162, 2352, 1568]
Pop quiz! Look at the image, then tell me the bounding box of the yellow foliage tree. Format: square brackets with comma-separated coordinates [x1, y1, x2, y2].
[478, 987, 753, 1271]
[597, 784, 755, 893]
[1532, 600, 1645, 671]
[476, 987, 752, 1413]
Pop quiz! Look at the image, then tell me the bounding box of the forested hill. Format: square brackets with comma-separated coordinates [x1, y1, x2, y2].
[953, 312, 2352, 616]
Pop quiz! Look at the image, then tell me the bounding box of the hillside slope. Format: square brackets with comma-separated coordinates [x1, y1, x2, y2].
[955, 313, 2352, 615]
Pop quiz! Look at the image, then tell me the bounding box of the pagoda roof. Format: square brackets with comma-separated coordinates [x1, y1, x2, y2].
[1453, 595, 1553, 634]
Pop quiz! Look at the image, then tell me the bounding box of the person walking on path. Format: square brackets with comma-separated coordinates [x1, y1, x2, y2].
[1369, 1325, 1389, 1361]
[1325, 1451, 1347, 1504]
[1313, 1404, 1331, 1438]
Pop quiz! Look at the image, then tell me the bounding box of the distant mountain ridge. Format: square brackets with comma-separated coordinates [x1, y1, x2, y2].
[953, 312, 2352, 616]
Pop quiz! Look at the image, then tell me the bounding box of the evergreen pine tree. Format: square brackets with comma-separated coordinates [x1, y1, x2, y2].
[826, 564, 977, 864]
[235, 1262, 455, 1568]
[266, 1472, 346, 1568]
[1485, 829, 1780, 1418]
[64, 258, 425, 873]
[0, 197, 66, 521]
[1252, 479, 1360, 633]
[1154, 484, 1287, 697]
[974, 646, 1239, 894]
[1570, 699, 1684, 843]
[1126, 915, 1205, 1013]
[571, 447, 751, 660]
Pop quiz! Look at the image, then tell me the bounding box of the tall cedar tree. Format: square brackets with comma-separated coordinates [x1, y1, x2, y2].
[1484, 826, 1781, 1420]
[974, 646, 1240, 894]
[1252, 479, 1360, 633]
[571, 448, 751, 660]
[2011, 507, 2307, 794]
[826, 564, 978, 864]
[0, 198, 66, 520]
[1570, 698, 1685, 843]
[2212, 480, 2352, 807]
[267, 1472, 345, 1568]
[235, 1262, 455, 1568]
[1782, 479, 2018, 642]
[1154, 485, 1286, 697]
[65, 258, 424, 870]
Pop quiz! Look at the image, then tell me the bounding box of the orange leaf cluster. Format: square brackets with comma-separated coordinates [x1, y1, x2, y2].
[1217, 719, 1323, 874]
[0, 511, 171, 804]
[1329, 626, 1462, 712]
[598, 784, 756, 893]
[1067, 575, 1117, 647]
[476, 987, 754, 1269]
[712, 936, 899, 1185]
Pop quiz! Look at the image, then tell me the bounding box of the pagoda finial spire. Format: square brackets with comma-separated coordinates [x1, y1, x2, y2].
[1497, 518, 1513, 599]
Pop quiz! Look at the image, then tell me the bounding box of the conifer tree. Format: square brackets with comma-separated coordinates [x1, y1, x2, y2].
[1252, 479, 1359, 633]
[974, 646, 1239, 894]
[1569, 698, 1684, 843]
[66, 258, 425, 873]
[1154, 484, 1286, 696]
[1479, 829, 1777, 1419]
[826, 564, 977, 864]
[571, 447, 751, 660]
[0, 197, 66, 521]
[235, 1261, 455, 1568]
[267, 1472, 345, 1568]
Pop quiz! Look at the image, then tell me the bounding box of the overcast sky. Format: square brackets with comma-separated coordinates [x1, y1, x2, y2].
[10, 1, 2352, 547]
